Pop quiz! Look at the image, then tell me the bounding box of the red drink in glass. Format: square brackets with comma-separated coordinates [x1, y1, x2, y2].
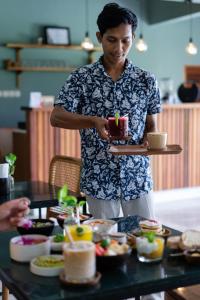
[108, 116, 128, 138]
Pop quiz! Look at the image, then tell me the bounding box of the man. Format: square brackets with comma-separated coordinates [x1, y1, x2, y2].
[51, 3, 161, 220]
[0, 197, 30, 231]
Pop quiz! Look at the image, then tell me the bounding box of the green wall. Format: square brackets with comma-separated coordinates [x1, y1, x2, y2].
[0, 0, 200, 127]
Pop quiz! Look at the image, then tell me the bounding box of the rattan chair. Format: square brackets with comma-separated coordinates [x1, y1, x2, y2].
[47, 155, 86, 218]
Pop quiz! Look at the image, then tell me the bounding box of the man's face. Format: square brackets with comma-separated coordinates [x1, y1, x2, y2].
[96, 23, 133, 64]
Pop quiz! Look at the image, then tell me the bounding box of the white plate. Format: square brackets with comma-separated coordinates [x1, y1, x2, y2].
[30, 255, 64, 276]
[50, 235, 64, 252]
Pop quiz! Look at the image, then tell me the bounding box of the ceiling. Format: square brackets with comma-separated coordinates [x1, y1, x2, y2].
[143, 0, 200, 25]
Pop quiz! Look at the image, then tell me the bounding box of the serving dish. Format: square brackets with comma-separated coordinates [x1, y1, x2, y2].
[10, 234, 50, 262]
[57, 213, 92, 228]
[184, 249, 200, 263]
[30, 255, 64, 276]
[17, 218, 54, 236]
[109, 144, 182, 156]
[96, 248, 132, 270]
[83, 219, 118, 234]
[132, 228, 171, 239]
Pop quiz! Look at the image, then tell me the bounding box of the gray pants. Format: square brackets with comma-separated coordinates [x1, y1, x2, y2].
[86, 192, 155, 219]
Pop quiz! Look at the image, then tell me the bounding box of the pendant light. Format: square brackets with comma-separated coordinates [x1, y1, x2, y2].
[185, 0, 198, 55]
[135, 0, 148, 52]
[81, 0, 94, 51]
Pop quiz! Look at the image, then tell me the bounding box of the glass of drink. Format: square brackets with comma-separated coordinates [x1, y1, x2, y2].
[136, 236, 164, 263]
[147, 132, 168, 150]
[64, 224, 93, 243]
[63, 241, 96, 282]
[108, 116, 128, 139]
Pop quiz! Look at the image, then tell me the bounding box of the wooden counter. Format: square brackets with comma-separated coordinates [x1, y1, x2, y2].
[18, 104, 200, 190]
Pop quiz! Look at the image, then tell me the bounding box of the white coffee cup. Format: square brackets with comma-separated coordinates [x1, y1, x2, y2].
[147, 132, 167, 150]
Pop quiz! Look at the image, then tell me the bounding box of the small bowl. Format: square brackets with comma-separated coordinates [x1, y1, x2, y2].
[10, 234, 50, 262]
[50, 235, 64, 252]
[17, 219, 54, 236]
[83, 219, 118, 234]
[96, 249, 131, 270]
[184, 249, 200, 263]
[57, 213, 92, 229]
[30, 255, 64, 276]
[109, 232, 127, 244]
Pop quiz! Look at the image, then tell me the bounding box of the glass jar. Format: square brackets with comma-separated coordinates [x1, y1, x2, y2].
[9, 175, 15, 192]
[136, 236, 164, 263]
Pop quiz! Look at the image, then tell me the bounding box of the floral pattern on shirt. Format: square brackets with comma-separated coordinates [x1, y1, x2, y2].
[55, 58, 161, 201]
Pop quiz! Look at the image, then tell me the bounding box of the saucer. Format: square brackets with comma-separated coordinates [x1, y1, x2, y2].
[59, 271, 101, 287]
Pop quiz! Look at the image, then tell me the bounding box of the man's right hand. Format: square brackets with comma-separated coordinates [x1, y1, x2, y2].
[93, 116, 109, 140]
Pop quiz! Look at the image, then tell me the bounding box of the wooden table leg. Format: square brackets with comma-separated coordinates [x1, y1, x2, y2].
[2, 284, 9, 300]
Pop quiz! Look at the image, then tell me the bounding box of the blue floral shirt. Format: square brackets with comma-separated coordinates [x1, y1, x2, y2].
[55, 58, 161, 201]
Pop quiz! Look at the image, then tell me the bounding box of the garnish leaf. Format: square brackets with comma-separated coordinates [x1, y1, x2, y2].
[142, 231, 155, 243]
[76, 226, 84, 236]
[115, 112, 120, 126]
[78, 200, 86, 207]
[58, 184, 68, 202]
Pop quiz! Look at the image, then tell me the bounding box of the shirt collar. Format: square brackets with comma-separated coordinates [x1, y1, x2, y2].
[95, 56, 133, 80]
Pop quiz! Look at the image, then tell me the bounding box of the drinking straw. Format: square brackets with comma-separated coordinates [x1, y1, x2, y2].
[64, 225, 75, 247]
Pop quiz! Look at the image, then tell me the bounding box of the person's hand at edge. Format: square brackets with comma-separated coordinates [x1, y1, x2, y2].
[93, 116, 109, 140]
[0, 197, 30, 231]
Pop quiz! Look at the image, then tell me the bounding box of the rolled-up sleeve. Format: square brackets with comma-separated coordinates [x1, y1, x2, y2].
[147, 75, 161, 115]
[55, 71, 83, 113]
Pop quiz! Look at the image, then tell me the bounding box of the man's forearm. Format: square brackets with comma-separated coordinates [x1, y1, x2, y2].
[142, 114, 158, 143]
[50, 106, 96, 130]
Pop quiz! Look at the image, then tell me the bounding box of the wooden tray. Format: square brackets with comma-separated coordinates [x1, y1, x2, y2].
[109, 144, 182, 156]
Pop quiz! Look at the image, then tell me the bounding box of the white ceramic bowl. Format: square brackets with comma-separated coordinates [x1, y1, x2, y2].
[10, 234, 50, 262]
[83, 219, 118, 234]
[50, 235, 64, 252]
[30, 255, 64, 277]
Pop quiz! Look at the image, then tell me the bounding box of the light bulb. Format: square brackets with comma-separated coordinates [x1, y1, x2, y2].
[135, 34, 148, 52]
[81, 33, 94, 51]
[186, 38, 198, 55]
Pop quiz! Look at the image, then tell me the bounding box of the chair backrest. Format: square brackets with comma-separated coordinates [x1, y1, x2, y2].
[49, 155, 81, 194]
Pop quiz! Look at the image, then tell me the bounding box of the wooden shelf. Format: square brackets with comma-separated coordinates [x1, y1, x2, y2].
[4, 43, 102, 87]
[5, 60, 75, 73]
[6, 43, 102, 52]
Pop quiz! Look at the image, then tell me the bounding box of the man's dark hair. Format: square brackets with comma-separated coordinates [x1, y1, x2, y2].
[97, 3, 138, 35]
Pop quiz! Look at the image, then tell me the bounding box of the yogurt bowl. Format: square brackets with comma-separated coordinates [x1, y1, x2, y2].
[10, 234, 50, 262]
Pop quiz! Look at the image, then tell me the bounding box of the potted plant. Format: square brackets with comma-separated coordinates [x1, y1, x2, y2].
[57, 184, 86, 226]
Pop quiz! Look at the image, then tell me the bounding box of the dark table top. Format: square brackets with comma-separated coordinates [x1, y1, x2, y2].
[1, 216, 200, 300]
[0, 181, 60, 209]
